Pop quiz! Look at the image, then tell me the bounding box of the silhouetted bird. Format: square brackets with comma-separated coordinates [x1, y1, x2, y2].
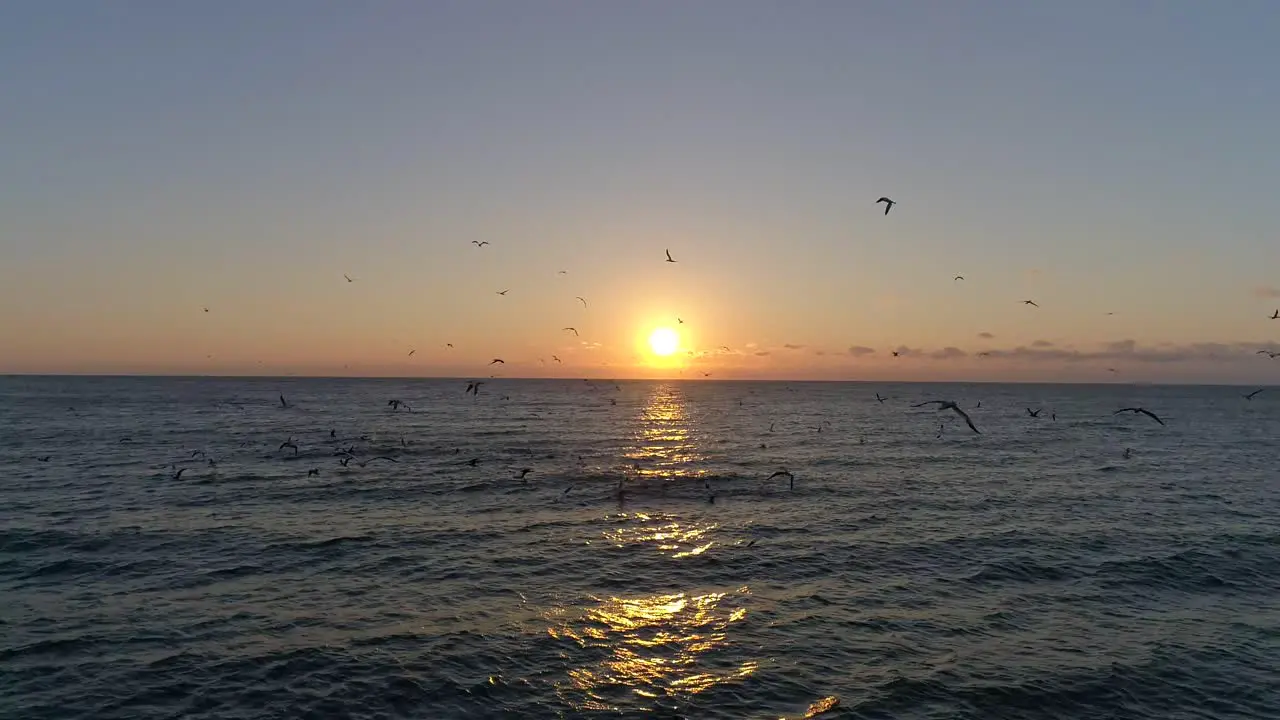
[876, 197, 896, 215]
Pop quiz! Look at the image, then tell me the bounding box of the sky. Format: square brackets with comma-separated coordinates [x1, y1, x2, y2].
[2, 1, 1280, 383]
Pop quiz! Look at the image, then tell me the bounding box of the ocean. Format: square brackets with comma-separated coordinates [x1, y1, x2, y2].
[2, 376, 1278, 719]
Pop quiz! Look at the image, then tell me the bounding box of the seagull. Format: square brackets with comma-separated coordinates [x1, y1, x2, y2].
[1114, 407, 1165, 426]
[954, 275, 964, 281]
[665, 249, 676, 263]
[496, 289, 509, 296]
[279, 394, 289, 408]
[875, 393, 887, 403]
[1022, 300, 1039, 307]
[355, 456, 399, 468]
[576, 297, 587, 308]
[36, 455, 51, 462]
[558, 270, 567, 274]
[892, 351, 900, 357]
[471, 241, 489, 247]
[1026, 408, 1042, 418]
[465, 381, 485, 396]
[702, 372, 712, 377]
[280, 439, 299, 454]
[307, 468, 320, 477]
[202, 307, 209, 313]
[913, 400, 981, 434]
[466, 458, 480, 467]
[516, 468, 533, 480]
[446, 343, 454, 349]
[1271, 310, 1279, 319]
[551, 355, 562, 364]
[563, 327, 579, 336]
[173, 467, 186, 480]
[490, 358, 505, 365]
[1244, 389, 1265, 401]
[408, 349, 415, 357]
[767, 470, 795, 490]
[388, 399, 412, 411]
[876, 197, 896, 215]
[344, 274, 353, 283]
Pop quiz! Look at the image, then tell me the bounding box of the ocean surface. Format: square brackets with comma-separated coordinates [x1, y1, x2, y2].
[2, 376, 1278, 720]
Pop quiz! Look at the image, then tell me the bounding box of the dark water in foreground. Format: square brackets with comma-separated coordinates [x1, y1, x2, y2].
[2, 376, 1278, 719]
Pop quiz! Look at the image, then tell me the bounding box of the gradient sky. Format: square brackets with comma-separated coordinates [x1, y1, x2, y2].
[3, 1, 1280, 382]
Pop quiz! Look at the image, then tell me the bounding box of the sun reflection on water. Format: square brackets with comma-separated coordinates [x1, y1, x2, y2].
[625, 384, 708, 482]
[546, 588, 755, 711]
[603, 513, 718, 558]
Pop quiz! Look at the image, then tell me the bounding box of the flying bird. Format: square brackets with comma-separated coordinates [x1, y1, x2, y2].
[173, 467, 186, 480]
[1026, 408, 1042, 418]
[279, 439, 299, 454]
[344, 274, 353, 283]
[576, 296, 587, 308]
[892, 351, 900, 357]
[875, 393, 887, 404]
[36, 455, 51, 462]
[496, 289, 509, 296]
[1244, 389, 1265, 401]
[465, 381, 485, 396]
[552, 355, 562, 363]
[558, 270, 567, 274]
[1114, 407, 1165, 426]
[202, 307, 209, 312]
[876, 197, 896, 215]
[1022, 300, 1039, 307]
[1271, 310, 1279, 319]
[677, 318, 684, 324]
[471, 241, 489, 247]
[408, 349, 415, 357]
[1257, 350, 1279, 359]
[446, 343, 454, 349]
[307, 468, 320, 477]
[954, 276, 964, 281]
[665, 249, 676, 263]
[490, 358, 505, 365]
[767, 470, 795, 490]
[388, 399, 412, 411]
[279, 394, 289, 409]
[516, 468, 533, 480]
[563, 327, 579, 336]
[913, 400, 981, 434]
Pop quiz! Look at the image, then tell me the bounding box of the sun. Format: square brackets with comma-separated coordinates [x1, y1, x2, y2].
[648, 327, 680, 356]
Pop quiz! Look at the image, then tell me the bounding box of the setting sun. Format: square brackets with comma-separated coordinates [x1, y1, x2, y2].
[648, 327, 680, 356]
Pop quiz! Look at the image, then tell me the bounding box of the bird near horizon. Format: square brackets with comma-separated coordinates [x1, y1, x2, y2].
[665, 249, 676, 263]
[892, 351, 900, 357]
[913, 400, 981, 434]
[343, 274, 353, 282]
[1257, 350, 1279, 358]
[446, 343, 454, 349]
[876, 197, 896, 215]
[1244, 389, 1265, 401]
[471, 241, 489, 247]
[279, 394, 288, 409]
[954, 275, 964, 281]
[576, 297, 587, 308]
[1023, 300, 1040, 307]
[1114, 407, 1165, 426]
[767, 470, 795, 490]
[496, 289, 509, 296]
[1027, 408, 1042, 418]
[490, 358, 504, 364]
[407, 349, 415, 357]
[1271, 309, 1279, 319]
[552, 355, 562, 363]
[875, 393, 887, 403]
[563, 327, 578, 336]
[202, 306, 209, 312]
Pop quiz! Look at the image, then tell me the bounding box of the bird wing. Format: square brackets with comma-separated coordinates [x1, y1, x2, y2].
[877, 197, 889, 203]
[912, 400, 947, 408]
[1139, 409, 1165, 425]
[950, 406, 981, 433]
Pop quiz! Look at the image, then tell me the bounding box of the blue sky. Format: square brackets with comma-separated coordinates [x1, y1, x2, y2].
[2, 1, 1279, 381]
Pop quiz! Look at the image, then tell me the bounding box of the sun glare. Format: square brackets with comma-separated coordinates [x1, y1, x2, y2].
[648, 327, 679, 357]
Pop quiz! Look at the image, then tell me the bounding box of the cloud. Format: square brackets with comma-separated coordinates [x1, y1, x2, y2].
[1255, 286, 1280, 299]
[782, 343, 805, 350]
[813, 350, 827, 356]
[982, 339, 1276, 364]
[977, 332, 995, 340]
[847, 345, 876, 357]
[929, 346, 967, 360]
[1031, 340, 1054, 348]
[754, 351, 771, 357]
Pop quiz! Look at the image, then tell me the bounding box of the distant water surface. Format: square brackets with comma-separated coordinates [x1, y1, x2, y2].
[2, 376, 1278, 719]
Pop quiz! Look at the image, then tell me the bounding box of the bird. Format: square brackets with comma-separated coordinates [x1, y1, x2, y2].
[467, 458, 480, 467]
[388, 399, 412, 411]
[875, 393, 887, 404]
[1257, 350, 1279, 359]
[1026, 408, 1042, 418]
[516, 468, 533, 480]
[465, 381, 485, 396]
[677, 318, 684, 324]
[344, 274, 353, 283]
[557, 270, 567, 274]
[36, 455, 51, 462]
[172, 467, 186, 480]
[913, 400, 981, 434]
[892, 351, 900, 357]
[1114, 407, 1165, 426]
[552, 355, 562, 364]
[665, 249, 676, 263]
[280, 439, 299, 454]
[1271, 309, 1279, 319]
[702, 372, 712, 377]
[954, 275, 964, 281]
[490, 358, 505, 365]
[767, 470, 795, 490]
[876, 197, 896, 215]
[279, 394, 289, 408]
[355, 456, 398, 468]
[496, 289, 509, 296]
[471, 241, 489, 247]
[307, 468, 320, 477]
[576, 297, 587, 308]
[408, 349, 415, 357]
[1022, 300, 1040, 307]
[563, 327, 579, 336]
[1244, 389, 1265, 401]
[202, 307, 209, 313]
